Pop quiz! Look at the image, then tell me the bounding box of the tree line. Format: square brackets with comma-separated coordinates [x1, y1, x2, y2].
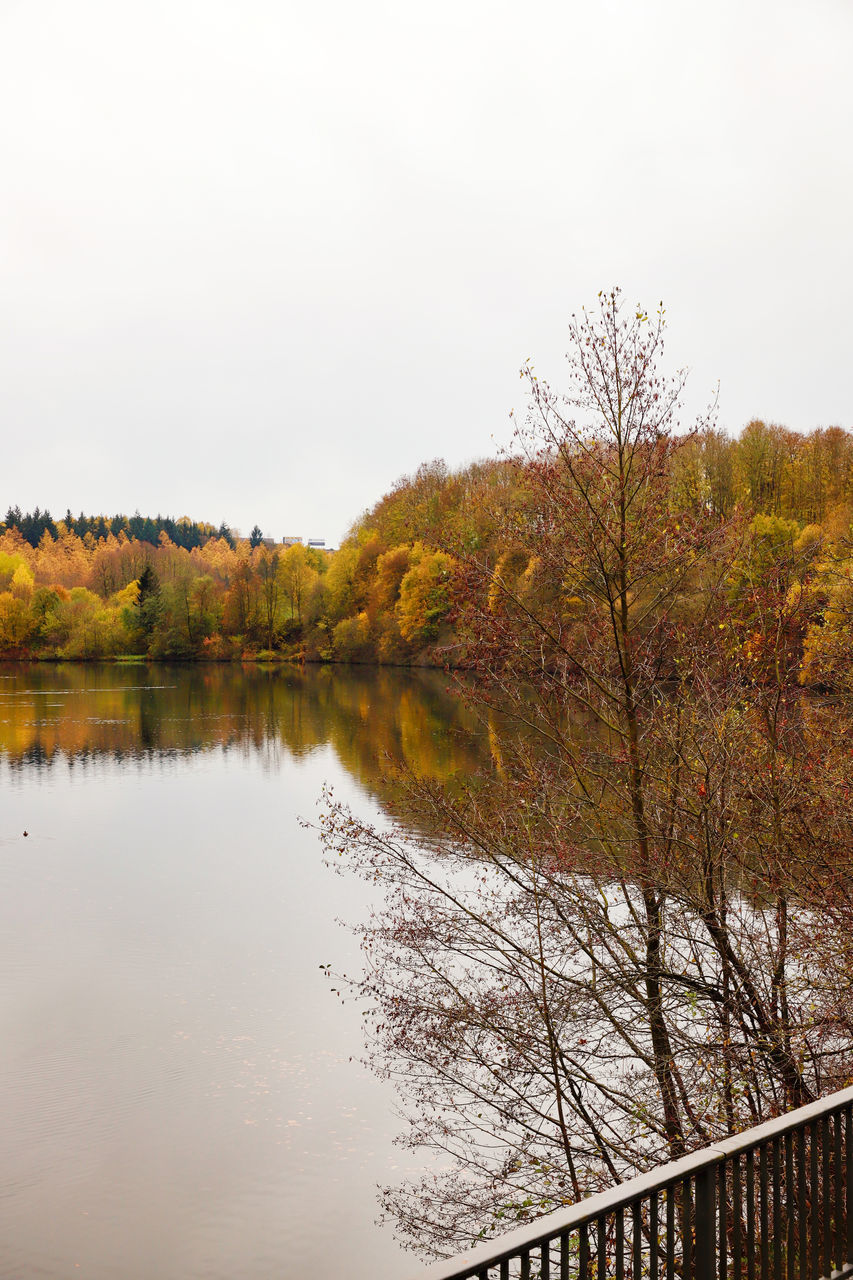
[0, 417, 852, 679]
[2, 506, 235, 551]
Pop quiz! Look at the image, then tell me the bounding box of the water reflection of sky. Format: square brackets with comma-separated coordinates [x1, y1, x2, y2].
[0, 665, 470, 1279]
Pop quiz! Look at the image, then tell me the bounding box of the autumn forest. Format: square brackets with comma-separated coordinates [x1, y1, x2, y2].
[1, 417, 852, 691]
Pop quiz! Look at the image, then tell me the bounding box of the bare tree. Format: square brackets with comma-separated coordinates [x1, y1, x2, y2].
[319, 291, 853, 1256]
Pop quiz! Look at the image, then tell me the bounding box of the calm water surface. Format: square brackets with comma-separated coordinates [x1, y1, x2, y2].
[0, 664, 486, 1279]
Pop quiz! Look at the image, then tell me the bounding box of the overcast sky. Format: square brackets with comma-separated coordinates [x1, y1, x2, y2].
[1, 0, 851, 546]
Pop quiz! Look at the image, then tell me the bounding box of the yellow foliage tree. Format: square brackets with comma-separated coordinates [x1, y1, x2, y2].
[395, 549, 457, 643]
[10, 561, 35, 599]
[0, 592, 33, 649]
[333, 610, 371, 661]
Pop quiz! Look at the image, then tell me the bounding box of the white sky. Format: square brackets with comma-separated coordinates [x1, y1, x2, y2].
[1, 0, 851, 546]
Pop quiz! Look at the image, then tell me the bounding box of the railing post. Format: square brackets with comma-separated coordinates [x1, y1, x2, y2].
[694, 1164, 717, 1280]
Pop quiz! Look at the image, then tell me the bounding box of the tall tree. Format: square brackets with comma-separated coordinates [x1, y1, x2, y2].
[320, 292, 853, 1256]
[256, 547, 281, 649]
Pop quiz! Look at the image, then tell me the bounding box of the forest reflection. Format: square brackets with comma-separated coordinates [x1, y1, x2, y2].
[0, 662, 490, 816]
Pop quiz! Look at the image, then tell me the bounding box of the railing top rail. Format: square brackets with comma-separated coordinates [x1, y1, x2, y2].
[409, 1083, 853, 1280]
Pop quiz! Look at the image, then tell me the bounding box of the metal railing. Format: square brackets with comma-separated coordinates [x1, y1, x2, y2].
[413, 1085, 853, 1280]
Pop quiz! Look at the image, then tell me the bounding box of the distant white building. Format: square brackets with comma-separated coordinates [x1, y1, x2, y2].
[307, 538, 325, 549]
[281, 536, 303, 547]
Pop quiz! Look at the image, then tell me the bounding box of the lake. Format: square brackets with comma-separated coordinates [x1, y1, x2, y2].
[0, 663, 487, 1279]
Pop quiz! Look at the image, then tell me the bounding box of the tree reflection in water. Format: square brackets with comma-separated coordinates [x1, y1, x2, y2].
[0, 662, 490, 831]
